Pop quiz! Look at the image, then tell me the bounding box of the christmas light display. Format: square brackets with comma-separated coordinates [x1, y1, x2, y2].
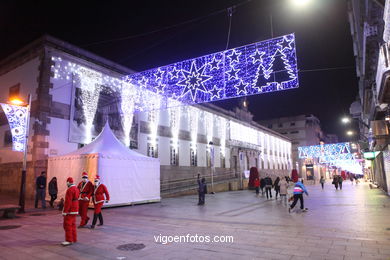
[298, 142, 362, 174]
[0, 104, 28, 152]
[124, 33, 298, 106]
[120, 83, 136, 147]
[189, 107, 199, 149]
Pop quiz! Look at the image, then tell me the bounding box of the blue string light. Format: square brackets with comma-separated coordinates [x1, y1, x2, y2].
[124, 33, 298, 106]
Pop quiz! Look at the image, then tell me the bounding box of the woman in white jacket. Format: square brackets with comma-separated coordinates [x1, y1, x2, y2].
[279, 177, 289, 205]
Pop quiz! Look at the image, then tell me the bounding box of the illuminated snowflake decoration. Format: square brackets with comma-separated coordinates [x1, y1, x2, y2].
[0, 104, 28, 152]
[124, 33, 298, 107]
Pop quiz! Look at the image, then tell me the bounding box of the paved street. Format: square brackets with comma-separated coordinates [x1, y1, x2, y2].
[0, 181, 389, 260]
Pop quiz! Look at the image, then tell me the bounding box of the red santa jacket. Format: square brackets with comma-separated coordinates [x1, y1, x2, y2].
[93, 184, 110, 204]
[77, 181, 93, 201]
[63, 184, 80, 215]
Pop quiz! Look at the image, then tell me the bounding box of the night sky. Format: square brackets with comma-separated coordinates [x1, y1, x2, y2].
[0, 0, 358, 140]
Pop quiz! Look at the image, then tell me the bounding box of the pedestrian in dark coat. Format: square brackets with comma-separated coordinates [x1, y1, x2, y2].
[332, 176, 339, 190]
[274, 177, 280, 199]
[338, 175, 343, 190]
[48, 177, 58, 208]
[260, 178, 266, 195]
[320, 176, 325, 190]
[264, 175, 273, 199]
[35, 171, 47, 209]
[197, 174, 207, 205]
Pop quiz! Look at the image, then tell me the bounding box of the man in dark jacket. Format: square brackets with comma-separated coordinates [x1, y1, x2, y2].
[264, 175, 273, 199]
[197, 174, 207, 205]
[338, 175, 343, 190]
[48, 177, 58, 208]
[260, 178, 266, 195]
[35, 171, 47, 209]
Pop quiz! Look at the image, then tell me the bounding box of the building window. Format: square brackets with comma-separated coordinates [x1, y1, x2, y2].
[268, 124, 272, 129]
[170, 146, 178, 165]
[278, 123, 283, 128]
[290, 131, 299, 134]
[148, 143, 158, 158]
[148, 110, 157, 123]
[290, 122, 295, 126]
[190, 147, 197, 166]
[9, 83, 20, 100]
[3, 130, 12, 147]
[280, 132, 288, 135]
[221, 154, 226, 168]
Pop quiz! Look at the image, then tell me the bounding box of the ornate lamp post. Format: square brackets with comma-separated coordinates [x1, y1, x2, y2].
[1, 95, 31, 213]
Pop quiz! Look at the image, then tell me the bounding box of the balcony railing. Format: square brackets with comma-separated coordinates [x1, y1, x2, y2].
[376, 42, 390, 103]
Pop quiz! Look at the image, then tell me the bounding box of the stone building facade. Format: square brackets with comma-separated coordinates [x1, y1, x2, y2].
[0, 36, 292, 199]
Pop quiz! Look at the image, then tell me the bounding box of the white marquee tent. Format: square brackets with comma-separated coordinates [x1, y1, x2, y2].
[47, 123, 160, 207]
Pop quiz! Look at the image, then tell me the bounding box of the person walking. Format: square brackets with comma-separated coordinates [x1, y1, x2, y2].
[332, 176, 339, 190]
[62, 177, 79, 246]
[289, 178, 308, 213]
[264, 175, 273, 199]
[48, 177, 58, 208]
[320, 176, 325, 190]
[254, 177, 260, 196]
[279, 177, 289, 205]
[77, 172, 94, 228]
[338, 175, 343, 190]
[274, 177, 281, 199]
[35, 171, 47, 209]
[197, 173, 207, 205]
[91, 176, 110, 229]
[260, 177, 266, 196]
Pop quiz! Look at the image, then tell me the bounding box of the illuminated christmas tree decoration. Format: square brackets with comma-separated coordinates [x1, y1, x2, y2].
[124, 33, 298, 108]
[0, 104, 28, 152]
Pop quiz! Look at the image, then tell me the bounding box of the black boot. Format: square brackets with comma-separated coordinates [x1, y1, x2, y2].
[97, 213, 103, 226]
[91, 214, 98, 229]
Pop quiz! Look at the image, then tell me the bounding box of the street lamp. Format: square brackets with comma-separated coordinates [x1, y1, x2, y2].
[290, 0, 312, 6]
[346, 130, 354, 136]
[341, 117, 351, 124]
[9, 95, 31, 213]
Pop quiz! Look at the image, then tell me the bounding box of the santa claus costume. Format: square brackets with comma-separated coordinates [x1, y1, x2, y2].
[62, 177, 79, 246]
[77, 172, 94, 228]
[91, 175, 110, 229]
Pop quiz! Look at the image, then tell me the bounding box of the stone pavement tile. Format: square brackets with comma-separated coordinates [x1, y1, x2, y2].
[362, 252, 390, 260]
[306, 239, 333, 246]
[279, 249, 310, 257]
[309, 252, 344, 260]
[346, 245, 380, 254]
[297, 247, 329, 254]
[379, 248, 390, 255]
[265, 243, 300, 251]
[327, 248, 363, 257]
[262, 252, 292, 260]
[328, 244, 346, 250]
[344, 256, 390, 260]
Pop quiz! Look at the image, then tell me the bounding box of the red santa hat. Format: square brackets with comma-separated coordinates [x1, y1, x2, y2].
[95, 175, 100, 181]
[66, 177, 74, 184]
[82, 172, 88, 178]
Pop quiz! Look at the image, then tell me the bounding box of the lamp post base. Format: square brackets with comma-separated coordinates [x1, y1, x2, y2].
[18, 170, 26, 214]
